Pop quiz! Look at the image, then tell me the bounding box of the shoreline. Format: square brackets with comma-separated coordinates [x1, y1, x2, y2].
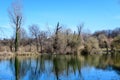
[0, 50, 118, 59]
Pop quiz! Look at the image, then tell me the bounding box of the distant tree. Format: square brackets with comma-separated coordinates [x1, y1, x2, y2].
[20, 28, 28, 46]
[111, 28, 120, 38]
[77, 23, 83, 41]
[9, 37, 14, 52]
[27, 38, 33, 52]
[93, 29, 116, 39]
[29, 24, 40, 52]
[20, 28, 27, 40]
[38, 31, 47, 53]
[8, 0, 23, 52]
[93, 31, 105, 37]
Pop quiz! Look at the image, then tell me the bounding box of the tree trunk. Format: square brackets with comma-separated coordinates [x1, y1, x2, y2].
[15, 31, 19, 52]
[36, 38, 39, 52]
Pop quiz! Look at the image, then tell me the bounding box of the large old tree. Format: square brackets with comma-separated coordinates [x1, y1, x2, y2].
[8, 0, 23, 52]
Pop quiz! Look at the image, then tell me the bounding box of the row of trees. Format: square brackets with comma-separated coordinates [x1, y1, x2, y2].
[1, 21, 120, 54]
[0, 0, 120, 54]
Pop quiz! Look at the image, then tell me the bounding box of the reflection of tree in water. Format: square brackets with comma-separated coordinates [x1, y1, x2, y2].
[53, 57, 59, 80]
[14, 55, 84, 80]
[86, 54, 120, 76]
[112, 66, 120, 75]
[9, 58, 15, 78]
[15, 57, 19, 80]
[15, 57, 32, 80]
[52, 55, 84, 80]
[15, 56, 45, 80]
[14, 54, 120, 80]
[27, 57, 40, 80]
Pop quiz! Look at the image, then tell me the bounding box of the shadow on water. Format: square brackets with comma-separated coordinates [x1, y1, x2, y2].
[0, 53, 120, 80]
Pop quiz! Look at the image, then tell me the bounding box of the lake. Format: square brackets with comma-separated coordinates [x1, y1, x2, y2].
[0, 54, 120, 80]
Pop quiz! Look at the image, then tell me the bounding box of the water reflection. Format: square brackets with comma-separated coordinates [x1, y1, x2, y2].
[0, 54, 120, 80]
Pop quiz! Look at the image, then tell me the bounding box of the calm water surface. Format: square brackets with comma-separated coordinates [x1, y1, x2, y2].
[0, 54, 120, 80]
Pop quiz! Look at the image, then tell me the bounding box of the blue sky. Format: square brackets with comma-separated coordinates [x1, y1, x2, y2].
[0, 0, 120, 38]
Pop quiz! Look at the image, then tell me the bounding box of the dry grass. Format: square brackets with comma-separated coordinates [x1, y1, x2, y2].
[0, 52, 14, 60]
[0, 45, 40, 58]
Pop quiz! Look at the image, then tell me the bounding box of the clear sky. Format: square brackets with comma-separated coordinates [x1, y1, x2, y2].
[0, 0, 120, 38]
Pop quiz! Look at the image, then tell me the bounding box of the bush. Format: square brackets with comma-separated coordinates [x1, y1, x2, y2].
[111, 35, 120, 49]
[83, 37, 100, 54]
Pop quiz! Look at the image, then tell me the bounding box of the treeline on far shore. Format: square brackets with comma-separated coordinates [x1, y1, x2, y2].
[0, 0, 120, 55]
[0, 23, 120, 55]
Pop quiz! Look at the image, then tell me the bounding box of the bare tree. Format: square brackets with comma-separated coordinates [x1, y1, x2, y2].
[20, 28, 28, 46]
[9, 36, 14, 52]
[29, 24, 40, 52]
[53, 22, 62, 53]
[38, 31, 47, 53]
[8, 0, 23, 52]
[77, 23, 83, 41]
